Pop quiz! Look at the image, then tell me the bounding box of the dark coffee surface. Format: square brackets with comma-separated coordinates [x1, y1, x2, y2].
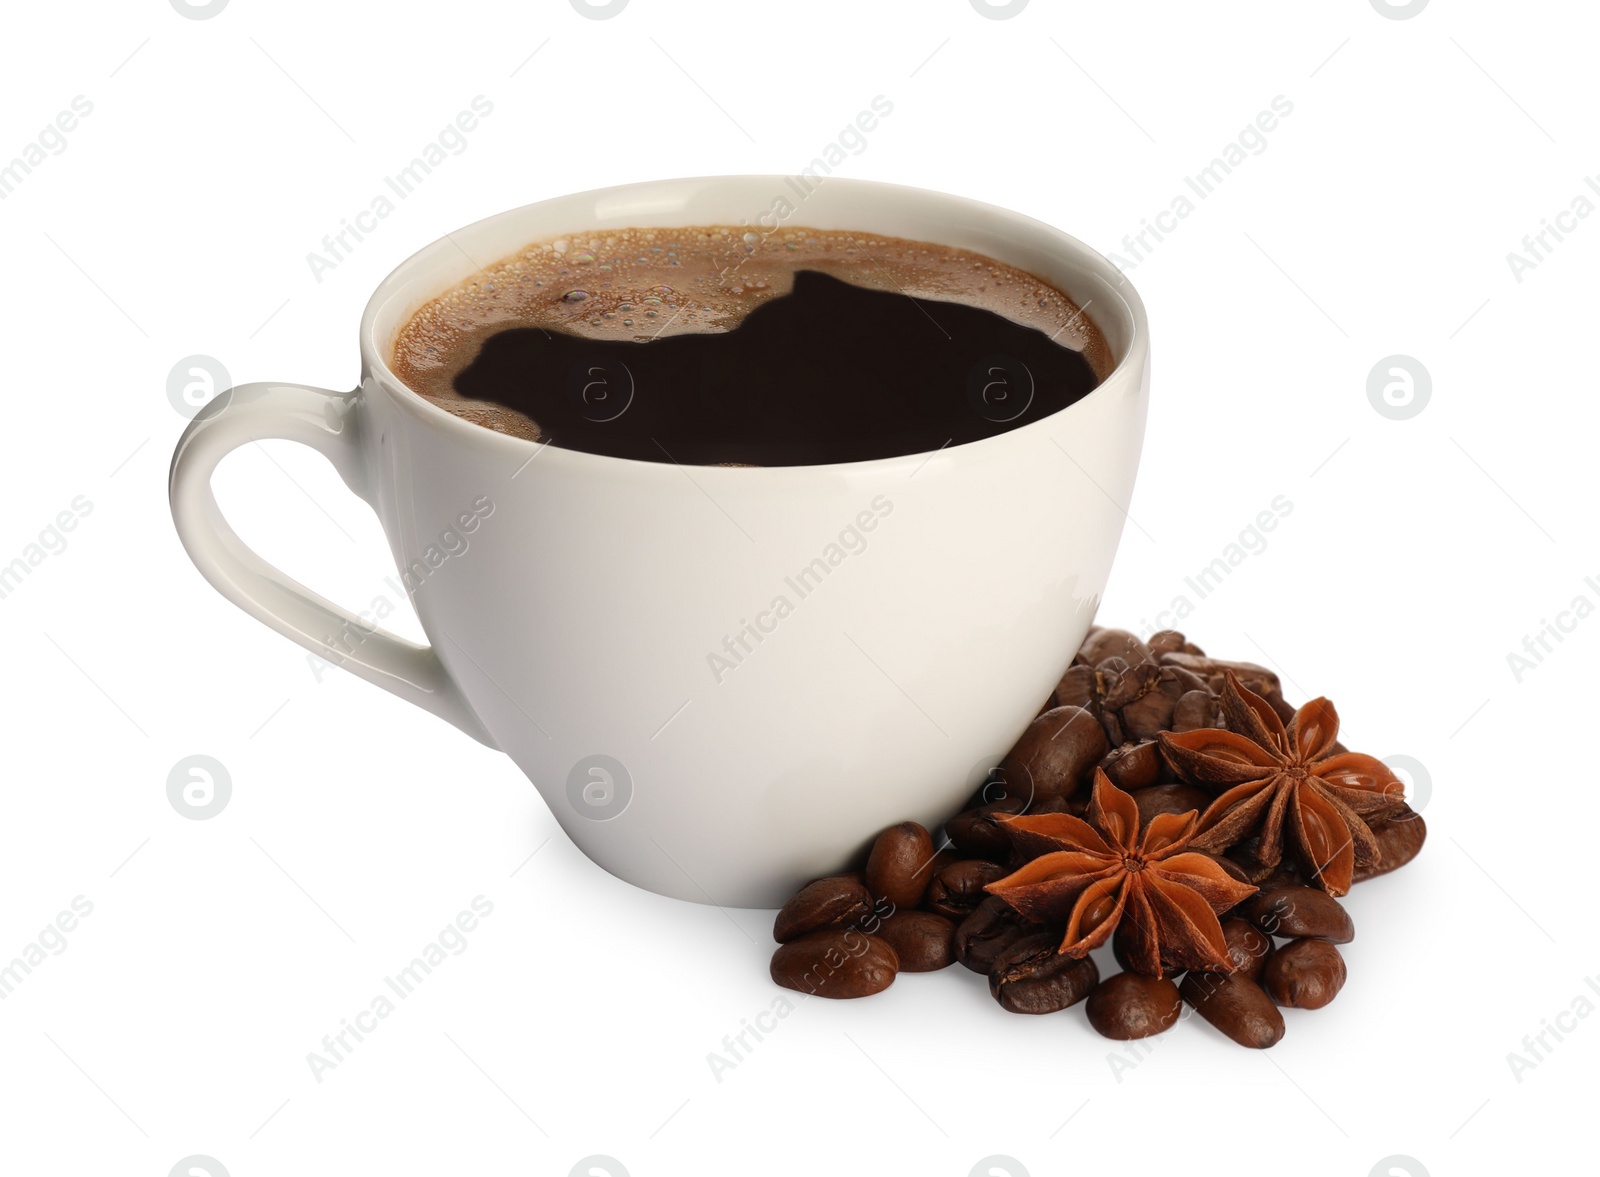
[447, 269, 1101, 465]
[391, 226, 1111, 465]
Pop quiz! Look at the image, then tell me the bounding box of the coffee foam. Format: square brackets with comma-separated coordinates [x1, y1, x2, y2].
[391, 226, 1113, 442]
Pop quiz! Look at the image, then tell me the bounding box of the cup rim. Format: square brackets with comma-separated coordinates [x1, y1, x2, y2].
[359, 175, 1149, 476]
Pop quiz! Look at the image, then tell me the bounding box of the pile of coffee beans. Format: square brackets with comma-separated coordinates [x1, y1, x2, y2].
[768, 627, 1427, 1048]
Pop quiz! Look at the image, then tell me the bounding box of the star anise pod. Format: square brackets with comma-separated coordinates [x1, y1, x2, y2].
[1156, 674, 1406, 896]
[984, 771, 1257, 975]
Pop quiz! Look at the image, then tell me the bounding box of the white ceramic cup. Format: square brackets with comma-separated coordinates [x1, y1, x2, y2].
[169, 176, 1149, 908]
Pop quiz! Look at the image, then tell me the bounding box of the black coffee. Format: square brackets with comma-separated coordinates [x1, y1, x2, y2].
[392, 227, 1109, 466]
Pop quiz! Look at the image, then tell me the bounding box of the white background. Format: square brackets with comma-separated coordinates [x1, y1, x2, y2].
[1, 1, 1593, 1175]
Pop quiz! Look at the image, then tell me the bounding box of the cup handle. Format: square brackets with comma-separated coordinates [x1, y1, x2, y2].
[169, 381, 497, 748]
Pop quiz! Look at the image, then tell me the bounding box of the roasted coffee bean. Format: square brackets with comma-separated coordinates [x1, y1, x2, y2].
[1107, 665, 1182, 742]
[998, 705, 1110, 802]
[1126, 697, 1177, 745]
[1132, 783, 1213, 827]
[770, 929, 899, 999]
[967, 767, 1035, 814]
[1265, 862, 1306, 885]
[922, 848, 960, 889]
[1263, 689, 1299, 726]
[1051, 663, 1099, 712]
[1147, 629, 1204, 658]
[1261, 937, 1346, 1009]
[1352, 808, 1427, 883]
[1208, 854, 1255, 887]
[1100, 741, 1165, 790]
[945, 805, 1017, 861]
[988, 933, 1099, 1014]
[1171, 688, 1220, 732]
[1241, 864, 1306, 896]
[1206, 857, 1257, 922]
[876, 910, 956, 972]
[773, 875, 875, 944]
[1220, 917, 1274, 980]
[852, 894, 898, 937]
[1164, 664, 1212, 695]
[1112, 921, 1181, 979]
[1179, 970, 1285, 1048]
[1086, 972, 1183, 1039]
[953, 895, 1035, 974]
[925, 859, 1010, 919]
[1119, 695, 1179, 744]
[1079, 627, 1154, 668]
[1246, 886, 1354, 944]
[865, 822, 937, 909]
[1099, 660, 1156, 707]
[1158, 652, 1282, 703]
[1222, 840, 1278, 884]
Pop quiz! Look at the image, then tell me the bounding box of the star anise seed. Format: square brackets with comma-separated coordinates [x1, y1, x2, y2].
[984, 770, 1258, 976]
[1156, 673, 1406, 896]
